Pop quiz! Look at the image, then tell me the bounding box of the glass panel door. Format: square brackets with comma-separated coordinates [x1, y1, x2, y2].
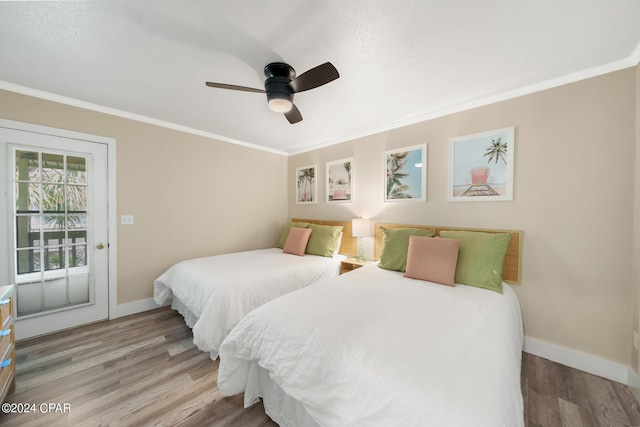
[1, 122, 110, 340]
[13, 149, 91, 317]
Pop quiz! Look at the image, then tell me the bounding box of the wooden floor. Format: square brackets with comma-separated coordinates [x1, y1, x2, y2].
[1, 307, 639, 427]
[522, 352, 640, 427]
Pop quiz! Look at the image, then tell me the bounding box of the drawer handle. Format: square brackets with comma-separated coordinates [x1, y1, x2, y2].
[0, 330, 9, 337]
[0, 359, 11, 368]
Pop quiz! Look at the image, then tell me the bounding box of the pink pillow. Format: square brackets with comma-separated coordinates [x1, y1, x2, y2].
[283, 227, 312, 256]
[404, 236, 460, 286]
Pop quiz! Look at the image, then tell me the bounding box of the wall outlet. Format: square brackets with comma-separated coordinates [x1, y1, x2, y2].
[634, 331, 639, 351]
[120, 215, 134, 225]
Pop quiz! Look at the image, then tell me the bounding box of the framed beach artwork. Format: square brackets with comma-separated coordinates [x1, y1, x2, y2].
[384, 144, 426, 202]
[296, 164, 317, 204]
[448, 127, 515, 202]
[326, 158, 353, 203]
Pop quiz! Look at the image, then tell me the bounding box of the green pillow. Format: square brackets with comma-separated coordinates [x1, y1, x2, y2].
[439, 230, 511, 293]
[305, 224, 343, 257]
[378, 227, 435, 272]
[277, 222, 310, 248]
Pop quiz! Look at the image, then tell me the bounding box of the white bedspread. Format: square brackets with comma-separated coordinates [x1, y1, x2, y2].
[153, 248, 343, 360]
[218, 263, 524, 427]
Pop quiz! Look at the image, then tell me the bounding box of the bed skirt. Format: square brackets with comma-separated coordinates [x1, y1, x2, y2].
[243, 360, 320, 427]
[170, 297, 199, 329]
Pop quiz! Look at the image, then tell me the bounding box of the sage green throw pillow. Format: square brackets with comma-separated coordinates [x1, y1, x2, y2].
[305, 224, 344, 257]
[439, 230, 511, 293]
[378, 227, 435, 272]
[277, 221, 310, 248]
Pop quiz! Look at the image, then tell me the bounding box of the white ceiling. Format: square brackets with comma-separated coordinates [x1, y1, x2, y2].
[1, 1, 639, 155]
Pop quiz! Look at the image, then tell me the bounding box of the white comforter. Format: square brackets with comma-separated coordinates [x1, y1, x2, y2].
[218, 263, 524, 427]
[153, 248, 343, 360]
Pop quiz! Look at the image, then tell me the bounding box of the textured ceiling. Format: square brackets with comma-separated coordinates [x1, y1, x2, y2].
[1, 1, 639, 155]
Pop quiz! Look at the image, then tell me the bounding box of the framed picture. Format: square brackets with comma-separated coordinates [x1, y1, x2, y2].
[296, 164, 317, 204]
[326, 158, 353, 203]
[384, 144, 426, 202]
[448, 127, 515, 201]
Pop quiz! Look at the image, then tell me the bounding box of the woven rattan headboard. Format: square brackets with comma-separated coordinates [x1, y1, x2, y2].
[374, 223, 522, 285]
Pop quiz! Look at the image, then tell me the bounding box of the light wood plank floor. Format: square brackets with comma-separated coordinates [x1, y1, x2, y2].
[1, 307, 639, 427]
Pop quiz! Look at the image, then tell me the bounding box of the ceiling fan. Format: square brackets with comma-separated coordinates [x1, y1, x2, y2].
[205, 61, 339, 124]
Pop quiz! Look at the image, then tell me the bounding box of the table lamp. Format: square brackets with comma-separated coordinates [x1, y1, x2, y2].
[351, 218, 372, 262]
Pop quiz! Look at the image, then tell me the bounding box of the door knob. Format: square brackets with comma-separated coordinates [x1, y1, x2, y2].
[96, 243, 106, 249]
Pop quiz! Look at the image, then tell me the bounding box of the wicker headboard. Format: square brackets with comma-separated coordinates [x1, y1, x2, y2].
[374, 223, 522, 285]
[292, 218, 358, 256]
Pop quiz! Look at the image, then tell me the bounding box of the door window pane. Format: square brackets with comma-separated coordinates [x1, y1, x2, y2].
[69, 274, 90, 304]
[42, 183, 66, 212]
[15, 215, 39, 249]
[67, 156, 87, 184]
[42, 214, 65, 230]
[17, 282, 43, 315]
[44, 278, 67, 309]
[68, 213, 87, 230]
[15, 150, 39, 181]
[44, 246, 65, 271]
[15, 182, 40, 212]
[16, 248, 40, 275]
[70, 243, 87, 267]
[13, 148, 91, 317]
[42, 152, 64, 183]
[67, 185, 87, 211]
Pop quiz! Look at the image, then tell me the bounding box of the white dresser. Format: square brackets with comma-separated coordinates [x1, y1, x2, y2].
[0, 285, 15, 403]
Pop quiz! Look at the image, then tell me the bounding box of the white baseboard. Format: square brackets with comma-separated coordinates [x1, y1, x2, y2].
[524, 336, 634, 385]
[629, 371, 640, 403]
[116, 297, 167, 318]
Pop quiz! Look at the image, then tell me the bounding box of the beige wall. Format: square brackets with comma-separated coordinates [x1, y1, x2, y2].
[289, 68, 637, 366]
[634, 63, 640, 372]
[0, 89, 288, 304]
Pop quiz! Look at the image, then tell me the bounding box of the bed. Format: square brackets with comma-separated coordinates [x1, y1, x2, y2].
[217, 224, 524, 427]
[153, 219, 355, 360]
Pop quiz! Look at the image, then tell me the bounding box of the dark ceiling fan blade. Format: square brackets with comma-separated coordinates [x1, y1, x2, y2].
[205, 82, 265, 93]
[284, 104, 303, 124]
[290, 62, 339, 93]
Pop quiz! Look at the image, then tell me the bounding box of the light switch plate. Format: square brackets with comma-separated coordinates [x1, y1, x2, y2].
[121, 215, 134, 225]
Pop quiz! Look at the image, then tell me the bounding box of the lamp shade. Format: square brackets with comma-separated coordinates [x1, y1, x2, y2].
[352, 218, 372, 238]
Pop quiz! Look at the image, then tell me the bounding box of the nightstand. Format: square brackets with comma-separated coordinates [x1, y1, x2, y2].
[340, 258, 372, 275]
[0, 285, 15, 404]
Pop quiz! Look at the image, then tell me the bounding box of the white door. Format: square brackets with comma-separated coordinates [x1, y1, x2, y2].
[0, 122, 111, 339]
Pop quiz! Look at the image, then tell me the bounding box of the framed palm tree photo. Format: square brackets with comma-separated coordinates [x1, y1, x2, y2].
[448, 127, 515, 202]
[326, 158, 353, 203]
[296, 164, 317, 204]
[384, 144, 426, 202]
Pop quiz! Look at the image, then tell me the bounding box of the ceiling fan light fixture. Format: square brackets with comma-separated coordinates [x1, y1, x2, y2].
[268, 97, 293, 113]
[205, 61, 339, 124]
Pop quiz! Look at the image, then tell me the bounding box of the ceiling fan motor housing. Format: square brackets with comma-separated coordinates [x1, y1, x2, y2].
[264, 63, 295, 112]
